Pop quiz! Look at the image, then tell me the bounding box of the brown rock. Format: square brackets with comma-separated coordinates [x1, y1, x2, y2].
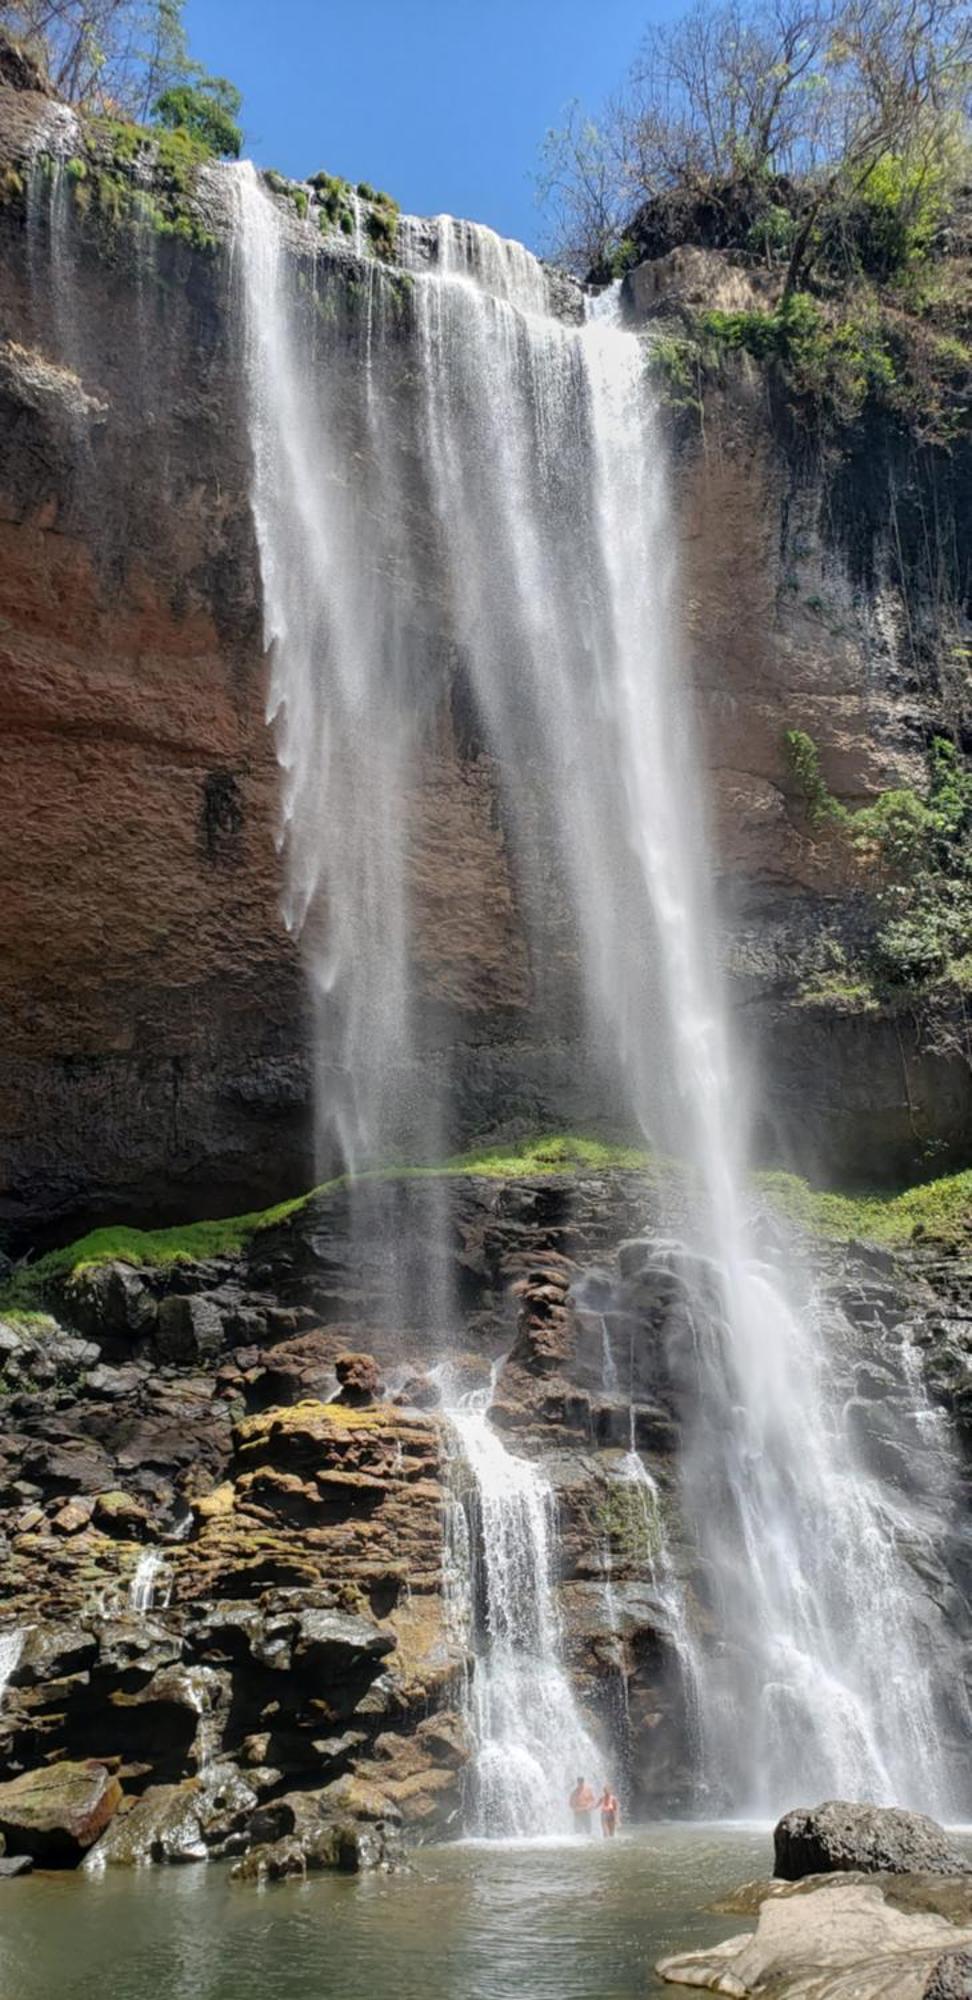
[0, 1760, 122, 1864]
[335, 1353, 383, 1407]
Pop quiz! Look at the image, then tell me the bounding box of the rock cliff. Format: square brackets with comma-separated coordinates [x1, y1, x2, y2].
[1, 62, 970, 1235]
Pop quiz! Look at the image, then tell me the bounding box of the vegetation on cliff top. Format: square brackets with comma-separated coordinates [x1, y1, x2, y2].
[3, 1134, 971, 1317]
[1, 0, 242, 154]
[542, 0, 970, 444]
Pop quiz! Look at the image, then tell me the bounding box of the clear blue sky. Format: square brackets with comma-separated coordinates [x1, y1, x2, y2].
[184, 0, 671, 251]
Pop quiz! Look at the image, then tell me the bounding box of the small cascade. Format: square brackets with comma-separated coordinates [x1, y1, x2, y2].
[128, 1549, 169, 1614]
[447, 1385, 601, 1838]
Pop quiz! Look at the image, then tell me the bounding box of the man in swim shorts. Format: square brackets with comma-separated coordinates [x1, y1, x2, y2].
[569, 1776, 596, 1833]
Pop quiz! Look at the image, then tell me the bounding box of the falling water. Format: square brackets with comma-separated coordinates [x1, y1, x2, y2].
[0, 1628, 24, 1711]
[230, 172, 962, 1818]
[448, 1384, 601, 1837]
[129, 1549, 169, 1613]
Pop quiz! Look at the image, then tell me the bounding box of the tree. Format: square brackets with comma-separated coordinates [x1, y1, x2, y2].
[538, 0, 970, 275]
[154, 75, 242, 158]
[0, 0, 244, 153]
[780, 0, 972, 294]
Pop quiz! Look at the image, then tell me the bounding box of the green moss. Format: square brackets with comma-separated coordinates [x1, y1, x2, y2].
[0, 164, 25, 203]
[596, 1479, 665, 1565]
[69, 117, 215, 251]
[758, 1166, 972, 1250]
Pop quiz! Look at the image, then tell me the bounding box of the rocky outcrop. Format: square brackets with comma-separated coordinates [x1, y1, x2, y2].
[657, 1874, 972, 1997]
[775, 1802, 968, 1882]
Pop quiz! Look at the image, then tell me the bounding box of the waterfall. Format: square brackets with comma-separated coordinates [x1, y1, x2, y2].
[447, 1385, 601, 1837]
[230, 168, 962, 1819]
[129, 1549, 169, 1614]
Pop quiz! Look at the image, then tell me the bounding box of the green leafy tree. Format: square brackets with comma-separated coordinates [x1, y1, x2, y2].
[154, 74, 242, 157]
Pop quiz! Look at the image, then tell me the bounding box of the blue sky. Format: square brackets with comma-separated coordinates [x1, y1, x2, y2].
[184, 0, 670, 250]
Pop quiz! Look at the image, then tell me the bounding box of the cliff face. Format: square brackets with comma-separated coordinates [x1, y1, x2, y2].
[0, 81, 309, 1235]
[1, 74, 969, 1236]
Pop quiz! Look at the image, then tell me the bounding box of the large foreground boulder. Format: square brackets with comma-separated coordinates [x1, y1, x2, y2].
[775, 1802, 967, 1881]
[657, 1877, 972, 1997]
[0, 1759, 122, 1864]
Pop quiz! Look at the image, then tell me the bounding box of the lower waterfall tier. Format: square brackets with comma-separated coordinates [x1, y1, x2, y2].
[0, 1166, 969, 1872]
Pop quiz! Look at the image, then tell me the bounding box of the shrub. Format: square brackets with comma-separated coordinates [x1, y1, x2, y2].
[154, 77, 242, 159]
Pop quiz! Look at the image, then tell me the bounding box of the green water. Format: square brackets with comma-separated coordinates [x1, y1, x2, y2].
[0, 1826, 770, 2000]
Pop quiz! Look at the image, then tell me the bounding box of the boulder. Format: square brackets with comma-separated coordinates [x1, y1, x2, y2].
[84, 1785, 206, 1868]
[775, 1802, 967, 1881]
[292, 1607, 395, 1677]
[156, 1296, 226, 1364]
[0, 1760, 122, 1864]
[334, 1352, 383, 1406]
[657, 1877, 972, 1996]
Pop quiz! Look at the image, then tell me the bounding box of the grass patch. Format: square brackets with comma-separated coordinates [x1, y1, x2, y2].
[5, 1133, 969, 1319]
[758, 1167, 972, 1248]
[0, 1136, 652, 1314]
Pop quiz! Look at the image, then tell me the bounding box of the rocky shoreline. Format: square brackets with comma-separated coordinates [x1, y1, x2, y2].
[658, 1802, 972, 1998]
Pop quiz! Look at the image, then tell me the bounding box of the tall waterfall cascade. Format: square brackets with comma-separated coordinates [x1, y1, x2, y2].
[230, 165, 965, 1821]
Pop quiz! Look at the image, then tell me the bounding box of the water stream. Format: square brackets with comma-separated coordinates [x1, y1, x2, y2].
[446, 1380, 600, 1837]
[229, 172, 962, 1821]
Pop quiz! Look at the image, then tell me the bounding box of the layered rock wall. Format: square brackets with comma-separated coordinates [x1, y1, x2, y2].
[1, 73, 970, 1234]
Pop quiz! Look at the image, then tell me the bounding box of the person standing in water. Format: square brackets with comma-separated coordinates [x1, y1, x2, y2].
[599, 1784, 619, 1837]
[569, 1776, 596, 1833]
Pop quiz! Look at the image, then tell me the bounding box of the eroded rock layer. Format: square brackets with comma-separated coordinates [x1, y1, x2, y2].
[1, 1169, 970, 1874]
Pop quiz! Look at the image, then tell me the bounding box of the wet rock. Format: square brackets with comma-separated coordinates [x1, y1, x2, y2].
[657, 1877, 972, 1996]
[17, 1624, 97, 1685]
[156, 1295, 226, 1364]
[335, 1352, 383, 1406]
[0, 1854, 33, 1877]
[85, 1785, 205, 1867]
[0, 1759, 122, 1864]
[64, 1263, 157, 1351]
[925, 1948, 972, 1999]
[775, 1802, 968, 1881]
[395, 1373, 441, 1410]
[293, 1607, 396, 1676]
